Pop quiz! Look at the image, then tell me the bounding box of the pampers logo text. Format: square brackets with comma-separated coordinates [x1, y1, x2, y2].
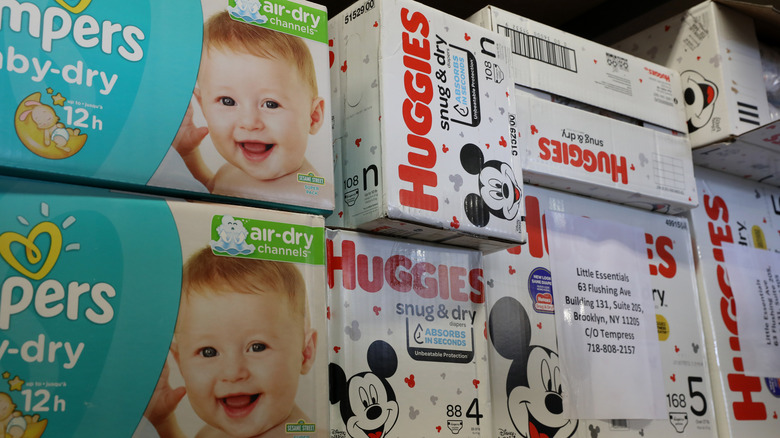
[1, 0, 145, 61]
[0, 203, 115, 370]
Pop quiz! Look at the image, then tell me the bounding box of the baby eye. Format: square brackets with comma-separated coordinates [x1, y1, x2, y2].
[199, 347, 218, 358]
[249, 343, 267, 352]
[262, 100, 279, 109]
[219, 96, 236, 106]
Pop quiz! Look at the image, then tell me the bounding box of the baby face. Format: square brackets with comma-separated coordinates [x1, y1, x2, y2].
[196, 48, 323, 181]
[174, 290, 311, 437]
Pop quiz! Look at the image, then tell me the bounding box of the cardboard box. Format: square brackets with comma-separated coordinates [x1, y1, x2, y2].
[1, 0, 334, 214]
[330, 0, 525, 252]
[484, 184, 718, 438]
[468, 6, 687, 133]
[687, 166, 780, 438]
[515, 87, 698, 214]
[327, 229, 491, 437]
[615, 2, 777, 158]
[0, 175, 328, 437]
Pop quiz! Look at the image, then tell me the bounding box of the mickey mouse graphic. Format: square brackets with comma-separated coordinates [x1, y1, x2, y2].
[460, 143, 522, 227]
[489, 296, 578, 438]
[330, 340, 399, 438]
[680, 70, 718, 133]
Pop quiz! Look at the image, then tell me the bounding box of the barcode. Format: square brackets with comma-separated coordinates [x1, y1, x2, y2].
[610, 419, 628, 430]
[498, 25, 577, 72]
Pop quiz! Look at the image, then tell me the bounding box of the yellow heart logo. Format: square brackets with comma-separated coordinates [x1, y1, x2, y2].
[0, 222, 62, 280]
[53, 0, 92, 14]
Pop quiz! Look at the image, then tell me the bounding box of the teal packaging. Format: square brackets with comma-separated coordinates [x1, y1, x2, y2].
[0, 0, 334, 215]
[0, 175, 328, 437]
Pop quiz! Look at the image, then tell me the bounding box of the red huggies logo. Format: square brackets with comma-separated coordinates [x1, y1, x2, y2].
[327, 238, 485, 304]
[538, 137, 629, 185]
[703, 194, 766, 420]
[645, 233, 676, 279]
[644, 67, 671, 82]
[398, 7, 438, 211]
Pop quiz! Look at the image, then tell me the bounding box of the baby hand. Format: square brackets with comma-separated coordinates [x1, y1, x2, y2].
[172, 102, 209, 157]
[144, 360, 186, 428]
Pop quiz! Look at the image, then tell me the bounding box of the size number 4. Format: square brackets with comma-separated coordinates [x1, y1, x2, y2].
[446, 399, 484, 425]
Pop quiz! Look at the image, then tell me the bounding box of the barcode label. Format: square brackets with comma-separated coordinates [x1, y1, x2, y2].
[498, 25, 577, 72]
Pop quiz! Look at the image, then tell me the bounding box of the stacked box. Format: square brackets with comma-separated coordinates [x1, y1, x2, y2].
[484, 185, 718, 438]
[330, 0, 525, 252]
[468, 6, 696, 214]
[469, 5, 687, 132]
[514, 87, 697, 214]
[687, 166, 780, 438]
[0, 175, 328, 438]
[1, 0, 334, 214]
[614, 1, 780, 184]
[327, 229, 491, 437]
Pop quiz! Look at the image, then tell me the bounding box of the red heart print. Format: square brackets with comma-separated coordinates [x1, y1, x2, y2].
[688, 197, 692, 202]
[499, 136, 507, 147]
[774, 411, 778, 419]
[442, 144, 449, 153]
[509, 266, 516, 275]
[593, 59, 597, 64]
[327, 306, 331, 319]
[450, 216, 460, 229]
[436, 426, 442, 433]
[338, 211, 344, 218]
[537, 322, 542, 329]
[333, 346, 341, 353]
[506, 91, 509, 97]
[373, 21, 378, 27]
[697, 56, 701, 60]
[764, 218, 768, 223]
[355, 138, 362, 147]
[485, 143, 490, 149]
[405, 375, 416, 388]
[472, 379, 480, 389]
[670, 374, 676, 382]
[329, 51, 334, 68]
[630, 164, 635, 171]
[639, 78, 643, 83]
[664, 25, 671, 32]
[341, 60, 347, 72]
[373, 306, 381, 316]
[329, 39, 334, 47]
[464, 33, 471, 41]
[531, 125, 539, 135]
[675, 345, 679, 353]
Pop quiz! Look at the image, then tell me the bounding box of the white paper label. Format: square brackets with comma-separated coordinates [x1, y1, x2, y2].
[546, 211, 665, 419]
[722, 243, 780, 377]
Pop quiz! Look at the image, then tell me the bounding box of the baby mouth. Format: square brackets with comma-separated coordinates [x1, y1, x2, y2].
[238, 141, 274, 161]
[219, 393, 260, 418]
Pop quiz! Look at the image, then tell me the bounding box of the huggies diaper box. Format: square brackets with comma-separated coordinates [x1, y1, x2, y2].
[483, 185, 718, 438]
[0, 175, 328, 437]
[329, 0, 525, 252]
[468, 6, 687, 133]
[514, 87, 697, 215]
[327, 229, 491, 437]
[687, 166, 780, 438]
[0, 0, 334, 215]
[614, 1, 780, 184]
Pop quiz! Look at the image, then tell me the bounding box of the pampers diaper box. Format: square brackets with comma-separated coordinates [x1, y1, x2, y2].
[687, 166, 780, 438]
[514, 87, 697, 215]
[327, 229, 492, 437]
[0, 175, 328, 437]
[468, 6, 687, 133]
[329, 0, 525, 252]
[0, 0, 334, 215]
[483, 185, 718, 438]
